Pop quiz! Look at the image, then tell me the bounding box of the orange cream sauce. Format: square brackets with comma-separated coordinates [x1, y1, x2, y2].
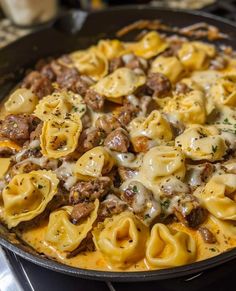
[14, 215, 236, 271]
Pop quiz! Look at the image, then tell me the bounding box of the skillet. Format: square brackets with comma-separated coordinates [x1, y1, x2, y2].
[1, 5, 236, 282]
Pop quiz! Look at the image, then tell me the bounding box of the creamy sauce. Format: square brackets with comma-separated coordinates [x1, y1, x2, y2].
[15, 215, 236, 271]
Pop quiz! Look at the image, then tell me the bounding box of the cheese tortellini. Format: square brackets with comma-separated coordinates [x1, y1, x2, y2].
[162, 90, 206, 124]
[209, 75, 236, 106]
[70, 47, 108, 81]
[74, 146, 114, 180]
[97, 39, 125, 60]
[93, 68, 146, 103]
[195, 174, 236, 220]
[5, 88, 38, 114]
[175, 125, 227, 161]
[40, 118, 82, 158]
[125, 31, 169, 59]
[45, 199, 99, 252]
[34, 91, 86, 122]
[178, 41, 215, 71]
[140, 146, 186, 183]
[150, 56, 185, 83]
[2, 170, 59, 228]
[128, 110, 173, 142]
[93, 212, 148, 268]
[146, 224, 196, 268]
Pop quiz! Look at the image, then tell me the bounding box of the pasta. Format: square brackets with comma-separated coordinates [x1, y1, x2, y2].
[74, 146, 114, 180]
[34, 91, 86, 121]
[40, 118, 82, 158]
[146, 224, 196, 268]
[45, 199, 99, 252]
[209, 75, 236, 106]
[178, 41, 215, 71]
[175, 125, 227, 161]
[5, 88, 38, 114]
[195, 174, 236, 220]
[162, 90, 206, 124]
[70, 47, 108, 81]
[128, 110, 173, 142]
[93, 211, 148, 268]
[2, 170, 59, 228]
[93, 67, 146, 103]
[150, 56, 185, 83]
[125, 31, 169, 59]
[140, 146, 186, 183]
[1, 19, 236, 273]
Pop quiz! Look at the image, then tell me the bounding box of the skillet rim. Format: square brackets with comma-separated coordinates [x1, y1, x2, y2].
[1, 5, 236, 282]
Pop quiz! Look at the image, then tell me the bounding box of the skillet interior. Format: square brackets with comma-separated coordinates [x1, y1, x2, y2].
[1, 6, 236, 281]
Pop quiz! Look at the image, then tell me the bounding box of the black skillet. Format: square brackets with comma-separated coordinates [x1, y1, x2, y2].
[1, 5, 236, 282]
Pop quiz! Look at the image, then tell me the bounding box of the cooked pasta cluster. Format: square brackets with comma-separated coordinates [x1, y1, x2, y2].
[1, 25, 236, 271]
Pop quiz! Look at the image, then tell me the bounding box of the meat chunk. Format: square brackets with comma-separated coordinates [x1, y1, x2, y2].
[30, 122, 43, 141]
[167, 194, 207, 228]
[56, 67, 79, 92]
[0, 147, 15, 157]
[109, 57, 124, 73]
[0, 115, 40, 145]
[85, 89, 105, 111]
[131, 136, 150, 153]
[22, 71, 53, 99]
[69, 177, 112, 204]
[71, 202, 95, 224]
[104, 128, 130, 152]
[98, 194, 127, 221]
[146, 72, 171, 97]
[95, 114, 122, 134]
[121, 181, 161, 225]
[56, 67, 92, 96]
[117, 103, 139, 126]
[40, 64, 56, 81]
[198, 227, 217, 244]
[77, 128, 105, 153]
[118, 167, 138, 182]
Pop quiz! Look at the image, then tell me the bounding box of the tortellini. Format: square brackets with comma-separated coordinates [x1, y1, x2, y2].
[0, 158, 11, 179]
[146, 224, 196, 268]
[45, 199, 99, 252]
[175, 125, 227, 161]
[97, 39, 125, 60]
[178, 41, 215, 71]
[93, 68, 146, 103]
[74, 146, 114, 180]
[195, 174, 236, 220]
[5, 88, 38, 114]
[70, 47, 108, 81]
[162, 90, 206, 124]
[140, 146, 186, 183]
[34, 91, 86, 122]
[128, 110, 173, 142]
[125, 31, 169, 59]
[93, 212, 148, 268]
[209, 75, 236, 106]
[150, 56, 185, 83]
[2, 170, 59, 228]
[40, 118, 82, 158]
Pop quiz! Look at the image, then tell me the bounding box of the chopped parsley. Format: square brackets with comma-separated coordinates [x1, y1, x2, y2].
[37, 184, 43, 189]
[223, 118, 232, 125]
[212, 145, 218, 153]
[209, 247, 217, 252]
[133, 185, 138, 193]
[161, 199, 170, 209]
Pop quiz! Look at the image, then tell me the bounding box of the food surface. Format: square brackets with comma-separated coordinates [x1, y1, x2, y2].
[1, 21, 236, 272]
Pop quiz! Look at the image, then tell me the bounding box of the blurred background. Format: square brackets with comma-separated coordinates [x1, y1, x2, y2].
[0, 0, 235, 50]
